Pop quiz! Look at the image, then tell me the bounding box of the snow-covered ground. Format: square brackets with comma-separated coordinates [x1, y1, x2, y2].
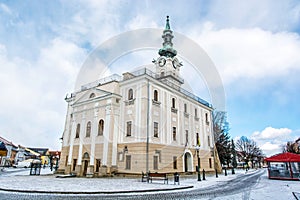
[0, 167, 299, 199]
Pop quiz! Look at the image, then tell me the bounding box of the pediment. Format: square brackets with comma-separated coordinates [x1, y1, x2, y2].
[73, 88, 112, 104]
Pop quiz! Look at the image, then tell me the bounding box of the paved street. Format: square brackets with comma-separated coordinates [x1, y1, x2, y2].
[0, 168, 298, 199]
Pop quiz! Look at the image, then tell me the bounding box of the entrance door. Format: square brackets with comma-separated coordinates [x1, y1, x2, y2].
[184, 152, 192, 172]
[83, 160, 88, 176]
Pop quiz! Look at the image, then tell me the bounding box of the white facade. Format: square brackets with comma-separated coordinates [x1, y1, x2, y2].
[58, 17, 218, 176]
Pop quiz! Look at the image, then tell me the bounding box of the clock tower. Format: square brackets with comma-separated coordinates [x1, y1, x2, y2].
[153, 16, 184, 89]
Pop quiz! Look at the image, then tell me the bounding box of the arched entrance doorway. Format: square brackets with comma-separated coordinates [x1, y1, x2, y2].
[184, 152, 192, 172]
[82, 152, 89, 176]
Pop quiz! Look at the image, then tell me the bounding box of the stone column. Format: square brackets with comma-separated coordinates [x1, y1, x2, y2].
[76, 113, 85, 175]
[66, 119, 76, 174]
[111, 107, 119, 166]
[102, 106, 111, 167]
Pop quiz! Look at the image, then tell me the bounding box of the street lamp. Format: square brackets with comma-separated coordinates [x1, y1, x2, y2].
[231, 154, 235, 174]
[195, 145, 201, 181]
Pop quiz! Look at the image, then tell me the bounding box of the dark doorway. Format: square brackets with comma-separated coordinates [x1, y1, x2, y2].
[83, 160, 88, 176]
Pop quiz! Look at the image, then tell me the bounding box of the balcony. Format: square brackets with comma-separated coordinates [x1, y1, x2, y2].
[171, 107, 178, 114]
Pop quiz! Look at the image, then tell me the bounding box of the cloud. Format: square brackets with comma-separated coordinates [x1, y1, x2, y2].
[252, 127, 292, 140]
[0, 3, 12, 15]
[250, 127, 294, 156]
[189, 25, 300, 85]
[0, 37, 86, 150]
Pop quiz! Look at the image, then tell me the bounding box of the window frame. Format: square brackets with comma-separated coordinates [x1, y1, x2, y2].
[86, 121, 91, 137]
[126, 121, 132, 137]
[98, 119, 104, 136]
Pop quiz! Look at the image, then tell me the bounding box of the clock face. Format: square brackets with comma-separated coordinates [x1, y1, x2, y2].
[158, 57, 166, 67]
[172, 58, 179, 69]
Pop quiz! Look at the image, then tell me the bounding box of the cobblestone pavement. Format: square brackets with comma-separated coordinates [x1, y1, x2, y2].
[0, 170, 264, 200]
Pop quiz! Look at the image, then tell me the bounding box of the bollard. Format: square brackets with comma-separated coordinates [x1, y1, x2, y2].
[232, 168, 235, 174]
[202, 169, 206, 180]
[224, 168, 227, 176]
[215, 169, 218, 178]
[174, 172, 180, 185]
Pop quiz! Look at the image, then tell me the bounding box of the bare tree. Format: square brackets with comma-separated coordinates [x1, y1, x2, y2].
[283, 137, 300, 154]
[235, 136, 263, 169]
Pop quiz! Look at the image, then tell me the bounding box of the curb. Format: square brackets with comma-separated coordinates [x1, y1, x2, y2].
[0, 185, 194, 195]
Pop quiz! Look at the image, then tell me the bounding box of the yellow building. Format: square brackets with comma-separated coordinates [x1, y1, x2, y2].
[58, 17, 218, 177]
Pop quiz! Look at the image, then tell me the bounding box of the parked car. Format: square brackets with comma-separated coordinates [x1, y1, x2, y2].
[14, 159, 41, 168]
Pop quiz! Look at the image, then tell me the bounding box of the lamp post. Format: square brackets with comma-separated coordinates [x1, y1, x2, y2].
[231, 154, 235, 174]
[195, 145, 201, 181]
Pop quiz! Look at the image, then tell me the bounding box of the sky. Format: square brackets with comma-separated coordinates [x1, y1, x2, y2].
[0, 0, 299, 156]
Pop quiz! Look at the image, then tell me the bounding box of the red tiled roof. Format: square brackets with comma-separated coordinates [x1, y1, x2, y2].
[265, 152, 300, 162]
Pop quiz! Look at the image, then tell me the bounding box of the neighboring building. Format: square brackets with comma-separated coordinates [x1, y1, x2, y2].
[0, 136, 18, 166]
[58, 17, 217, 177]
[27, 147, 50, 164]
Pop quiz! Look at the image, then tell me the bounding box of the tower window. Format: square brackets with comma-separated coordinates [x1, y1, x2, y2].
[89, 93, 95, 98]
[128, 89, 133, 100]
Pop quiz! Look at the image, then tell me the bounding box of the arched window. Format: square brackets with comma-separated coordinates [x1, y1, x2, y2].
[128, 89, 133, 100]
[154, 90, 158, 101]
[98, 119, 104, 136]
[89, 93, 95, 98]
[172, 98, 176, 108]
[75, 124, 80, 138]
[86, 121, 91, 137]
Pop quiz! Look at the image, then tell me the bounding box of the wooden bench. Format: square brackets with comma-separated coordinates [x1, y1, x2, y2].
[148, 172, 168, 184]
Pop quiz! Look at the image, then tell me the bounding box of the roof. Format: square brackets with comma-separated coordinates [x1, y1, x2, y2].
[265, 152, 300, 162]
[0, 142, 7, 151]
[0, 136, 17, 148]
[27, 147, 49, 156]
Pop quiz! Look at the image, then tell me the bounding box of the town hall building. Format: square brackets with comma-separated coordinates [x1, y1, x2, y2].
[58, 17, 218, 177]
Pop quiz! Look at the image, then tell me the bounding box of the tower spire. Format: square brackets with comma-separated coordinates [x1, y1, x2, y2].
[158, 16, 177, 58]
[165, 15, 170, 30]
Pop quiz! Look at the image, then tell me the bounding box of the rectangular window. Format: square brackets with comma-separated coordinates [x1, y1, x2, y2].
[172, 127, 176, 141]
[173, 156, 177, 169]
[95, 159, 101, 172]
[125, 155, 131, 170]
[195, 108, 198, 117]
[72, 159, 77, 171]
[153, 155, 158, 170]
[154, 122, 158, 137]
[208, 136, 211, 147]
[209, 158, 212, 168]
[126, 121, 132, 136]
[196, 133, 200, 146]
[184, 103, 187, 113]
